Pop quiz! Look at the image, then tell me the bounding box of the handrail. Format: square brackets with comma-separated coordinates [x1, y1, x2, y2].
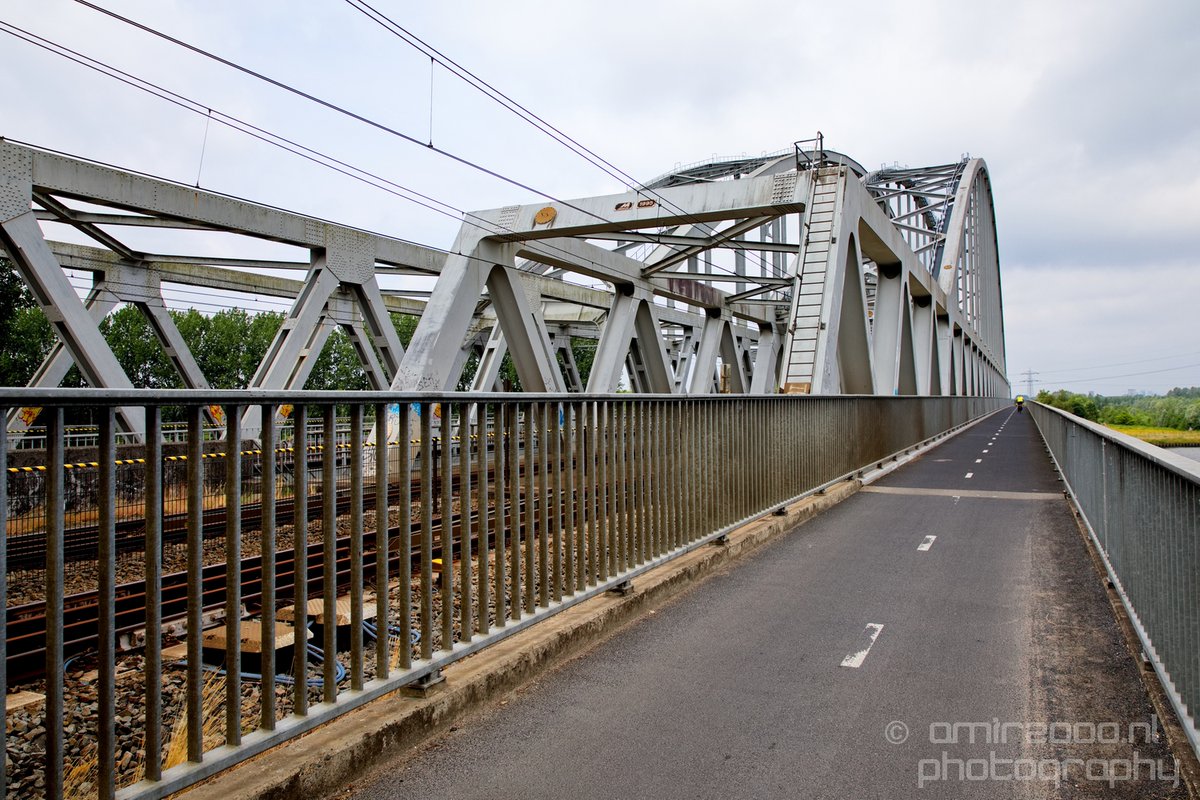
[1028, 401, 1200, 764]
[794, 131, 825, 171]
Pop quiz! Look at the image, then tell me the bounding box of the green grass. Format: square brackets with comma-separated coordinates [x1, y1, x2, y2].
[1106, 425, 1200, 447]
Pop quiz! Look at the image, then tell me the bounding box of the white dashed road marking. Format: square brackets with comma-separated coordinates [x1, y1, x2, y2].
[840, 624, 885, 668]
[918, 535, 937, 551]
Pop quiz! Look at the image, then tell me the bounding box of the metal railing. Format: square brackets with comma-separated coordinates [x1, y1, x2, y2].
[1, 389, 1003, 800]
[1029, 402, 1200, 762]
[7, 418, 359, 450]
[794, 131, 825, 171]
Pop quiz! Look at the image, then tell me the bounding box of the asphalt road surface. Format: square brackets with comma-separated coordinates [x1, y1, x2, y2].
[341, 409, 1187, 800]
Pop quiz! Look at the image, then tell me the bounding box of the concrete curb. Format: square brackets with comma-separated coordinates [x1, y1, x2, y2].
[176, 480, 861, 800]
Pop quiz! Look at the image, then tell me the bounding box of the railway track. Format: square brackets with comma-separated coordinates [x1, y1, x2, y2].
[5, 501, 508, 683]
[6, 458, 490, 570]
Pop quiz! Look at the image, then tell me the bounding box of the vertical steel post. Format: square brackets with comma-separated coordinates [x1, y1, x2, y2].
[97, 408, 116, 799]
[349, 404, 365, 690]
[525, 403, 537, 614]
[420, 405, 434, 660]
[439, 406, 454, 651]
[460, 403, 474, 643]
[551, 402, 563, 603]
[643, 403, 653, 561]
[608, 402, 619, 576]
[144, 405, 164, 775]
[45, 408, 65, 800]
[494, 405, 507, 626]
[186, 405, 205, 757]
[260, 406, 277, 728]
[564, 403, 576, 595]
[397, 408, 412, 670]
[510, 403, 522, 618]
[574, 402, 586, 591]
[587, 401, 598, 585]
[597, 401, 608, 582]
[322, 407, 337, 702]
[224, 404, 242, 745]
[476, 404, 489, 637]
[292, 405, 309, 713]
[374, 403, 390, 679]
[616, 401, 627, 573]
[537, 402, 549, 607]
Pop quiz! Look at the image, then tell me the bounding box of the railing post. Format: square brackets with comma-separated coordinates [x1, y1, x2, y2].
[260, 405, 277, 728]
[97, 407, 115, 800]
[224, 403, 242, 745]
[45, 407, 64, 800]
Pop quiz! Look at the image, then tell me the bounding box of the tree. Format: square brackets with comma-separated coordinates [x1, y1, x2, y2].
[390, 312, 419, 348]
[1036, 389, 1099, 421]
[0, 258, 57, 387]
[571, 337, 596, 387]
[304, 327, 370, 392]
[99, 305, 180, 388]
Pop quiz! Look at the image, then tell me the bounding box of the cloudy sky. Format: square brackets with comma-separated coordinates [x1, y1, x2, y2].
[2, 0, 1197, 395]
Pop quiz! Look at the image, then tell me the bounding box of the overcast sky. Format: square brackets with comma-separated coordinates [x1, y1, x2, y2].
[2, 0, 1197, 395]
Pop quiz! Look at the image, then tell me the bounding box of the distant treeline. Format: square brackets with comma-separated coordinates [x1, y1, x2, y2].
[1036, 388, 1200, 430]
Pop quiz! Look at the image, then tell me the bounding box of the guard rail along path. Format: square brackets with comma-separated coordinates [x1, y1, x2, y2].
[1, 389, 1001, 800]
[1029, 401, 1200, 763]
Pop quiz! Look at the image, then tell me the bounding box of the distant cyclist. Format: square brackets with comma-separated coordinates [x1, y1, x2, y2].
[1015, 394, 1025, 413]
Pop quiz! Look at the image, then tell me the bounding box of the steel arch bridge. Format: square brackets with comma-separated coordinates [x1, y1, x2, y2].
[0, 137, 1007, 439]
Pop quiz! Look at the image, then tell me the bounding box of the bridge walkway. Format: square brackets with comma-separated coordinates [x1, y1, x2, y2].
[340, 409, 1186, 799]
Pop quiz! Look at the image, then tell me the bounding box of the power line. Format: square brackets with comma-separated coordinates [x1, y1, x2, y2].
[1040, 362, 1200, 385]
[339, 0, 785, 281]
[69, 0, 614, 227]
[1035, 350, 1200, 378]
[0, 26, 640, 288]
[7, 10, 785, 306]
[340, 0, 642, 191]
[71, 0, 784, 286]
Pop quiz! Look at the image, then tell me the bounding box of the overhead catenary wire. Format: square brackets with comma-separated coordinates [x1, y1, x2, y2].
[339, 0, 644, 192]
[0, 25, 735, 299]
[68, 0, 617, 228]
[4, 17, 787, 318]
[0, 24, 644, 294]
[0, 22, 463, 223]
[339, 0, 785, 281]
[68, 0, 783, 287]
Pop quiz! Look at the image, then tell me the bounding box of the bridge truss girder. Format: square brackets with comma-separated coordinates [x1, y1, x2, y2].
[1, 138, 1008, 443]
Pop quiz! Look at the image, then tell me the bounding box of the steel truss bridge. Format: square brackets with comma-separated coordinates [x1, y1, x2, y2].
[1, 137, 1007, 440]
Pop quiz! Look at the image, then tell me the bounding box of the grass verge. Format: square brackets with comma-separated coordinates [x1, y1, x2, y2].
[1107, 425, 1200, 447]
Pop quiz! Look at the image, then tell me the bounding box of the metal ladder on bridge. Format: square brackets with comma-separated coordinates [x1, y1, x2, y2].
[781, 167, 844, 393]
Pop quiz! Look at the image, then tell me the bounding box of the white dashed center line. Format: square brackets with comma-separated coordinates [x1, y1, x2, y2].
[965, 472, 974, 479]
[840, 624, 885, 668]
[975, 458, 982, 463]
[918, 535, 937, 551]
